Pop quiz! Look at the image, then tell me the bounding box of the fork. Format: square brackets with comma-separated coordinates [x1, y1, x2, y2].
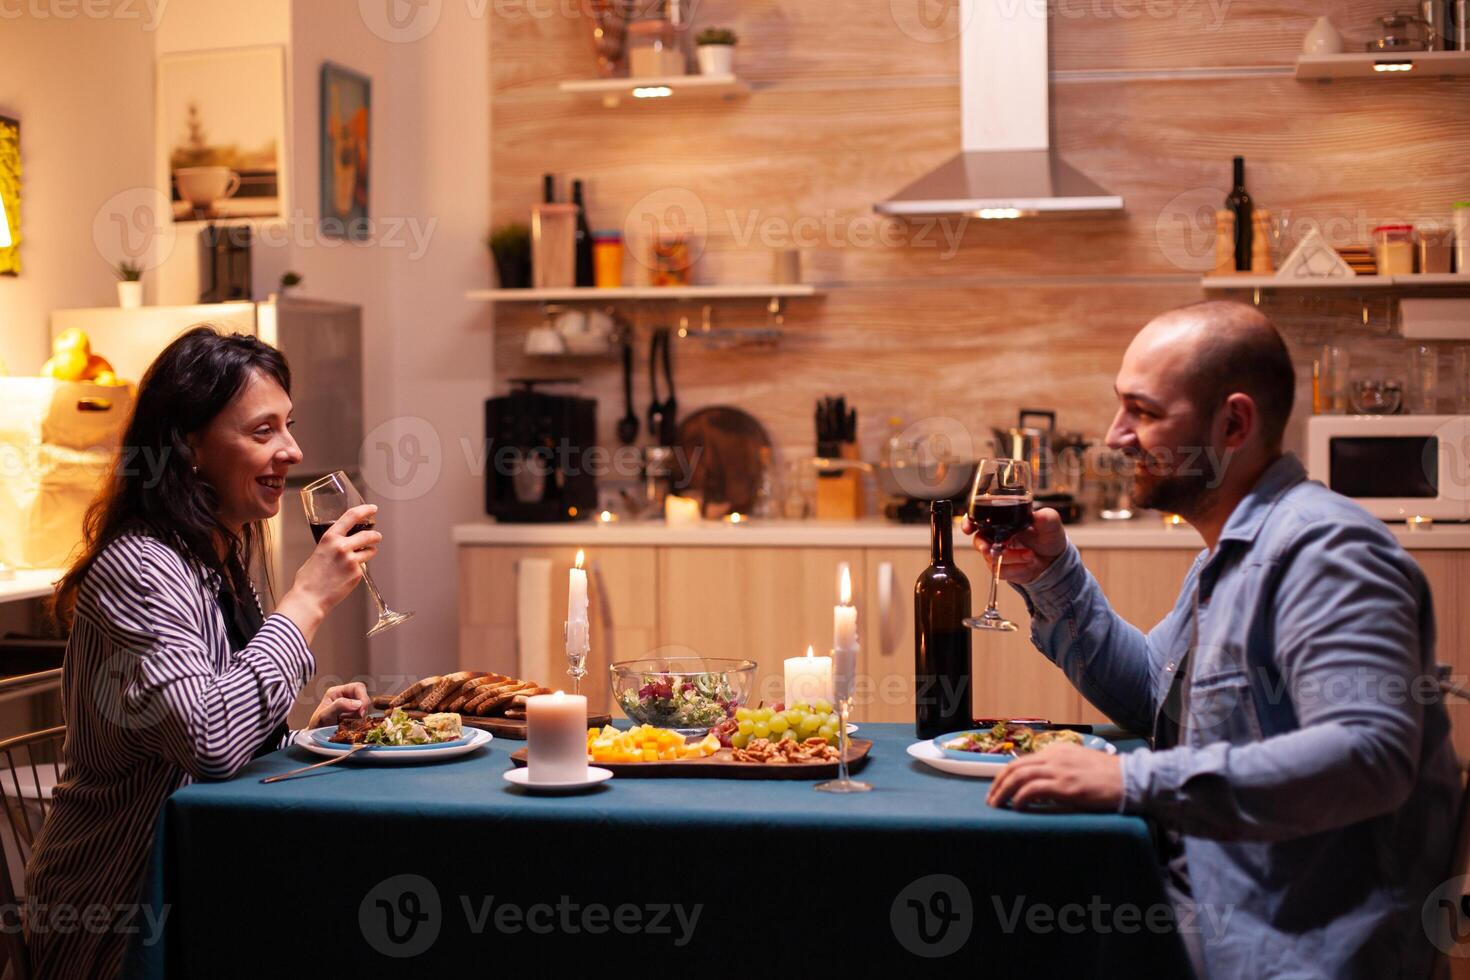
[261, 744, 366, 783]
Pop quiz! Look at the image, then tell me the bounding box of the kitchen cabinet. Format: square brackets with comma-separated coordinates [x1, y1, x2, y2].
[657, 547, 864, 712]
[458, 539, 1470, 754]
[458, 546, 657, 716]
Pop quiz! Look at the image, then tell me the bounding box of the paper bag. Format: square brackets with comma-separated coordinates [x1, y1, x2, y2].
[0, 379, 134, 569]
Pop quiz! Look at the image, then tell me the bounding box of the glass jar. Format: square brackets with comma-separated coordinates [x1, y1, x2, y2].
[627, 17, 685, 78]
[1373, 224, 1416, 275]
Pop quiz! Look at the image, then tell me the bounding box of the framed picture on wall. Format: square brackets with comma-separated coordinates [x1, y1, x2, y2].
[320, 63, 370, 241]
[0, 115, 19, 276]
[157, 46, 287, 222]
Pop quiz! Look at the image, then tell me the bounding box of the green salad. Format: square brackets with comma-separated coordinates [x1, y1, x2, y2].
[364, 708, 462, 746]
[618, 671, 738, 730]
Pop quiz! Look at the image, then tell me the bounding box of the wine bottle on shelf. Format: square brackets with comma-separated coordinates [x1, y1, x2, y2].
[1225, 156, 1253, 272]
[542, 173, 556, 204]
[572, 180, 595, 288]
[914, 498, 973, 740]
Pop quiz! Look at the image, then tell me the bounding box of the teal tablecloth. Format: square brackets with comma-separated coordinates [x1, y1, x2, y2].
[127, 723, 1190, 977]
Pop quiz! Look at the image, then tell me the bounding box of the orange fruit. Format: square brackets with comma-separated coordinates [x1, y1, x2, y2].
[92, 370, 119, 386]
[82, 354, 113, 380]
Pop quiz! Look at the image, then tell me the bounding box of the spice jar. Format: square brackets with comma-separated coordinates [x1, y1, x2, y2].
[1373, 224, 1416, 276]
[592, 231, 623, 288]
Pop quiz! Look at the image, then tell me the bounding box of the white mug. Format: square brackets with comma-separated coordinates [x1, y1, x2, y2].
[174, 166, 241, 207]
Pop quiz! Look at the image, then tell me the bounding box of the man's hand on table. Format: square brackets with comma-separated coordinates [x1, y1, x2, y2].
[986, 743, 1124, 811]
[962, 506, 1068, 584]
[307, 681, 371, 729]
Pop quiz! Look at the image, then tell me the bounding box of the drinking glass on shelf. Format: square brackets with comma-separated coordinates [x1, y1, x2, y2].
[964, 458, 1034, 633]
[1407, 344, 1440, 415]
[301, 471, 414, 638]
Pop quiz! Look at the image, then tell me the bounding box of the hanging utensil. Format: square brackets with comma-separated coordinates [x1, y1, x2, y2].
[658, 326, 678, 445]
[617, 338, 638, 445]
[647, 329, 665, 442]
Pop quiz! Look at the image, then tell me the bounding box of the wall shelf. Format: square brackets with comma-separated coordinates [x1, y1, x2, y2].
[1295, 51, 1470, 80]
[558, 74, 750, 107]
[1202, 274, 1470, 291]
[467, 284, 818, 303]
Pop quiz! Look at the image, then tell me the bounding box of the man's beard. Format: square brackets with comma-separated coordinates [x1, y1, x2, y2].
[1129, 438, 1222, 519]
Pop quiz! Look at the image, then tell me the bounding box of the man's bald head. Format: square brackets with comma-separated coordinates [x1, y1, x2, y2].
[1142, 300, 1295, 451]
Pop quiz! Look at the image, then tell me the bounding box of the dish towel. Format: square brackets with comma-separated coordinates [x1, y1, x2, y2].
[516, 558, 553, 683]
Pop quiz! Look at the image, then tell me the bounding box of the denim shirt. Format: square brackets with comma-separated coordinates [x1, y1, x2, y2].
[1017, 454, 1461, 979]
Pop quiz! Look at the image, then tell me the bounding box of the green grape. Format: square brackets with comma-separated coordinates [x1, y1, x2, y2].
[813, 699, 833, 714]
[732, 731, 750, 749]
[735, 707, 751, 722]
[791, 701, 810, 713]
[737, 720, 754, 736]
[768, 714, 790, 735]
[783, 709, 803, 727]
[752, 722, 771, 739]
[758, 707, 773, 721]
[799, 715, 822, 736]
[780, 729, 799, 742]
[818, 724, 837, 744]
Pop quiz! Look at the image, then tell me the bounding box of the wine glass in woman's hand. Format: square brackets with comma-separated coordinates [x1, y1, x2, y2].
[302, 471, 415, 637]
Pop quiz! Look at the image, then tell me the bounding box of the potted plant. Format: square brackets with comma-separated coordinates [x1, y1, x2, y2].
[488, 223, 532, 289]
[115, 261, 143, 309]
[695, 27, 737, 76]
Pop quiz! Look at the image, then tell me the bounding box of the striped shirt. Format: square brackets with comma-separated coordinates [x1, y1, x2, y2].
[24, 533, 314, 979]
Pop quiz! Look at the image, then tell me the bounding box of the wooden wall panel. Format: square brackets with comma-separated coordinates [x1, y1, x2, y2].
[488, 1, 1470, 485]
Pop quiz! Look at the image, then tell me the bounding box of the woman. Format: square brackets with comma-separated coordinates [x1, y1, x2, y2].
[26, 327, 379, 979]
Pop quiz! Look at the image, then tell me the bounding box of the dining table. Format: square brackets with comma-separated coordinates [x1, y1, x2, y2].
[125, 722, 1192, 977]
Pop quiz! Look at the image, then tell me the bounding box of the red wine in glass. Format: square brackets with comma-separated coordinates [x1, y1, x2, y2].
[964, 458, 1034, 632]
[309, 521, 375, 543]
[969, 498, 1034, 548]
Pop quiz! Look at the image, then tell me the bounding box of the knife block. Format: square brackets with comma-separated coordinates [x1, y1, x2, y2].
[815, 443, 865, 520]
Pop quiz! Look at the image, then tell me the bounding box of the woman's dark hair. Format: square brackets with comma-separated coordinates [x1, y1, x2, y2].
[52, 326, 292, 625]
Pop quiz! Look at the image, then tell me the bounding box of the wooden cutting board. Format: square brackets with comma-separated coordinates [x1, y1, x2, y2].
[387, 708, 611, 741]
[509, 739, 872, 779]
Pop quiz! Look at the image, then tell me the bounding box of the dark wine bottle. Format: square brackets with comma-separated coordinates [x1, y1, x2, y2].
[542, 173, 556, 204]
[914, 499, 973, 739]
[1225, 156, 1253, 272]
[572, 180, 595, 288]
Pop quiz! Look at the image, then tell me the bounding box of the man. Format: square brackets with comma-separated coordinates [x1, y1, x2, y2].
[971, 300, 1460, 978]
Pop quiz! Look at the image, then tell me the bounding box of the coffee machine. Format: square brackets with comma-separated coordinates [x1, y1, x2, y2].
[485, 379, 598, 523]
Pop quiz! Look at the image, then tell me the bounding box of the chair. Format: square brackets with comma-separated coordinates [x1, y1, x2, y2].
[0, 724, 65, 980]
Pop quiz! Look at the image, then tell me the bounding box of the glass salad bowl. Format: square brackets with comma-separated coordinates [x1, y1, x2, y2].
[610, 657, 756, 735]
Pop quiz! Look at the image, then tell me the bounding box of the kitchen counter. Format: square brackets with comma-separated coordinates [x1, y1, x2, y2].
[0, 568, 62, 605]
[452, 518, 1470, 551]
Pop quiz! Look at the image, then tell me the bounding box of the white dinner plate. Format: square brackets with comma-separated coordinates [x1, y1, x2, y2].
[296, 726, 493, 763]
[905, 737, 1116, 778]
[503, 766, 614, 793]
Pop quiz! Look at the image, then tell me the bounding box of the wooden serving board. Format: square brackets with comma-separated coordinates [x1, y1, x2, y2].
[387, 708, 611, 741]
[509, 739, 872, 779]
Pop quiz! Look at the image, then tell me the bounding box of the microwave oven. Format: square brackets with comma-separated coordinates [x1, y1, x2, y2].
[1306, 415, 1470, 522]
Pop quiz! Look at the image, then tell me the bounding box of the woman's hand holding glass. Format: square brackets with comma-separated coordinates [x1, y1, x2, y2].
[275, 503, 380, 642]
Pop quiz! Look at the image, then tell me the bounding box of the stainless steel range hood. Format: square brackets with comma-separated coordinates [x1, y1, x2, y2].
[874, 0, 1123, 219]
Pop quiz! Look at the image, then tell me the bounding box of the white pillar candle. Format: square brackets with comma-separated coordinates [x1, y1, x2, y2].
[784, 645, 832, 707]
[665, 494, 701, 527]
[527, 690, 588, 783]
